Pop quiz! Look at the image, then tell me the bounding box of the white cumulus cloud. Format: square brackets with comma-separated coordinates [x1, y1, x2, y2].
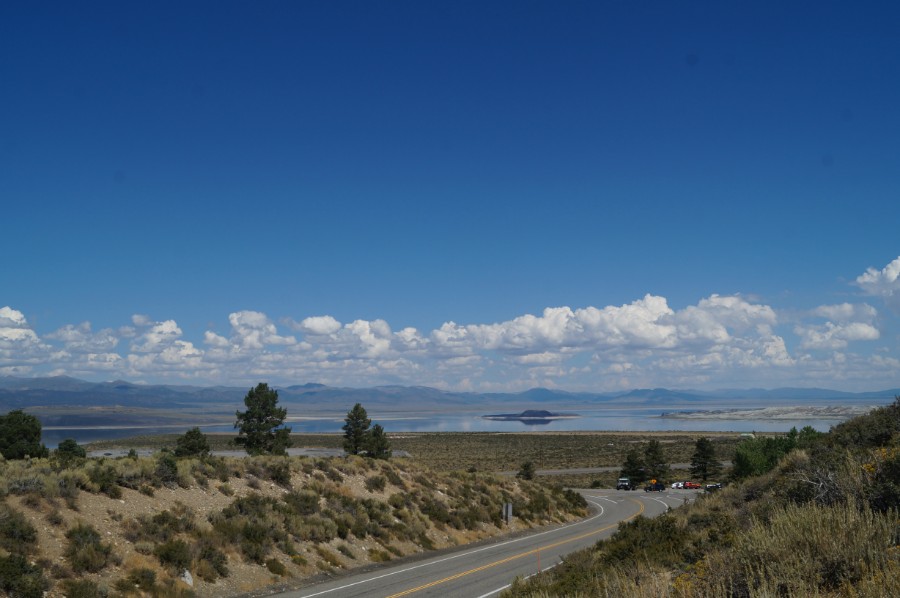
[856, 256, 900, 310]
[294, 315, 342, 336]
[47, 322, 119, 352]
[227, 310, 296, 349]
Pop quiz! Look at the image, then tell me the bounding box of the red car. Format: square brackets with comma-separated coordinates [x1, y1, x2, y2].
[683, 481, 701, 489]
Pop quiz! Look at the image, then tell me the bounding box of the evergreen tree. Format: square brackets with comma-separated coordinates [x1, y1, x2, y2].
[342, 403, 371, 455]
[643, 439, 670, 481]
[234, 383, 292, 456]
[54, 438, 86, 462]
[0, 410, 49, 460]
[689, 437, 722, 481]
[174, 427, 211, 458]
[620, 448, 647, 484]
[517, 461, 537, 480]
[367, 423, 392, 459]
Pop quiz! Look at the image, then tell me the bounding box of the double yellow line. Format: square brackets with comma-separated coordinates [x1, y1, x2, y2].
[386, 498, 645, 597]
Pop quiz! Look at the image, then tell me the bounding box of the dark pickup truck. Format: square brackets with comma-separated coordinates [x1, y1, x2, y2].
[644, 481, 665, 492]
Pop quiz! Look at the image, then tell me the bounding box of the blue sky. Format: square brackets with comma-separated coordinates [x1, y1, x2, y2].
[2, 1, 900, 392]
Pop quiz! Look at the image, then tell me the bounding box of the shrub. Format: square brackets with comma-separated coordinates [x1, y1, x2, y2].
[46, 509, 64, 527]
[267, 459, 292, 487]
[155, 539, 192, 571]
[124, 505, 195, 544]
[562, 488, 588, 509]
[337, 544, 356, 559]
[210, 494, 285, 563]
[266, 558, 287, 575]
[59, 579, 105, 598]
[365, 475, 386, 492]
[155, 454, 179, 486]
[314, 546, 343, 568]
[600, 514, 686, 569]
[700, 501, 898, 595]
[194, 535, 229, 580]
[0, 553, 50, 598]
[87, 464, 122, 498]
[284, 489, 319, 515]
[120, 568, 156, 591]
[0, 503, 38, 552]
[65, 523, 113, 573]
[382, 465, 405, 488]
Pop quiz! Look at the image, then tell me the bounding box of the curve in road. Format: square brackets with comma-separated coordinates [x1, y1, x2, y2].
[277, 489, 694, 598]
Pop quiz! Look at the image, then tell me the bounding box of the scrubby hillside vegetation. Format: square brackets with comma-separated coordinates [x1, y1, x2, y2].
[0, 451, 586, 597]
[504, 398, 900, 597]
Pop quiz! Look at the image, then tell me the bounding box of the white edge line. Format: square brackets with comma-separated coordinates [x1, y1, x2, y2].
[295, 496, 607, 597]
[475, 560, 563, 598]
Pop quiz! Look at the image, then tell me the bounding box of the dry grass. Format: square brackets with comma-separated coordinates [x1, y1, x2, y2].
[89, 431, 743, 474]
[0, 450, 587, 597]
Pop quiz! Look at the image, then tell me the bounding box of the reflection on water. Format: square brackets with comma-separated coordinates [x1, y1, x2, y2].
[40, 407, 848, 448]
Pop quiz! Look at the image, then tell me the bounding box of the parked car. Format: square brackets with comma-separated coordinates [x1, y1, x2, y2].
[671, 481, 684, 489]
[684, 481, 701, 489]
[644, 481, 665, 492]
[705, 483, 722, 491]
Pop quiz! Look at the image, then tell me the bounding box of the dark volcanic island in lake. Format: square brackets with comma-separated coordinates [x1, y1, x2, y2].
[481, 409, 579, 426]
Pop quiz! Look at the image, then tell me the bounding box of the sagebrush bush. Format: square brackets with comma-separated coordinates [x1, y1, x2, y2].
[698, 501, 898, 595]
[0, 553, 50, 598]
[365, 474, 386, 492]
[154, 538, 192, 571]
[59, 578, 105, 598]
[65, 522, 113, 573]
[0, 502, 38, 552]
[266, 557, 287, 575]
[87, 463, 122, 498]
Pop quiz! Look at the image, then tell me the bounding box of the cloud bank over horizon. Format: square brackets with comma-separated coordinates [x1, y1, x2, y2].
[3, 257, 900, 392]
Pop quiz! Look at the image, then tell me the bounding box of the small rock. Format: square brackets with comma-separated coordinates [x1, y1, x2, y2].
[181, 569, 193, 587]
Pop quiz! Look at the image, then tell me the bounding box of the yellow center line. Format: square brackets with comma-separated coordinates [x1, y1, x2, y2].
[385, 498, 645, 598]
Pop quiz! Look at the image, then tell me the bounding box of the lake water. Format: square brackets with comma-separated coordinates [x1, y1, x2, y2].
[41, 406, 856, 448]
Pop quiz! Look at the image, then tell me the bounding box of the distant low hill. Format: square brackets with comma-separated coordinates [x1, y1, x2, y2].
[1, 375, 897, 428]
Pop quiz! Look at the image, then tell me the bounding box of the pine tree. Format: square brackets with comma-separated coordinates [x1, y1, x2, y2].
[234, 383, 292, 456]
[342, 403, 371, 455]
[0, 410, 49, 460]
[689, 437, 722, 481]
[367, 423, 392, 459]
[643, 439, 670, 482]
[620, 448, 647, 484]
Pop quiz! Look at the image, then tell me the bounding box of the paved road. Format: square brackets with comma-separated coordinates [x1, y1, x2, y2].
[276, 489, 695, 598]
[498, 462, 731, 476]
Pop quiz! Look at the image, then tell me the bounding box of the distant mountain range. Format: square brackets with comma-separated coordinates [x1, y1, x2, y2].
[1, 375, 897, 428]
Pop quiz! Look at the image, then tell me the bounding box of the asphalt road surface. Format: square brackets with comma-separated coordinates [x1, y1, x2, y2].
[276, 489, 695, 598]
